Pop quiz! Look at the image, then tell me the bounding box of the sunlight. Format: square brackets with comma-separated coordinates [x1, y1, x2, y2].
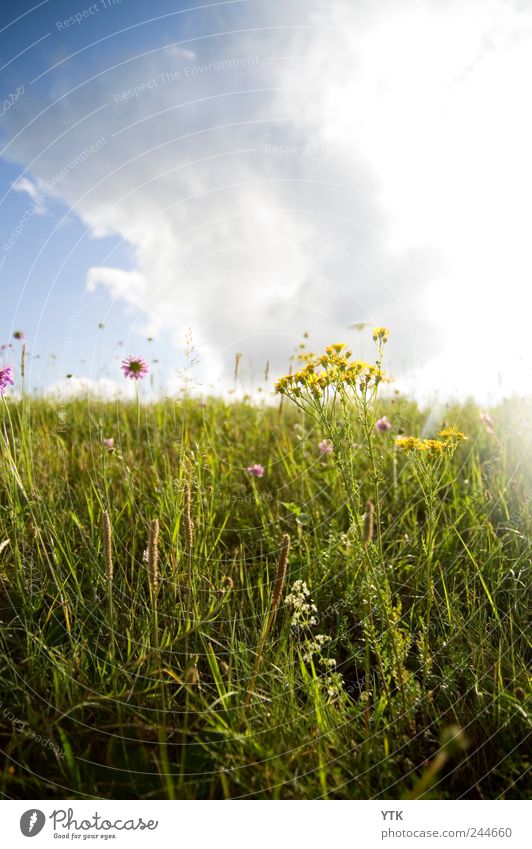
[308, 0, 532, 398]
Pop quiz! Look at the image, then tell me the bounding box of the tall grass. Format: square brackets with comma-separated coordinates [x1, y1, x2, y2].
[0, 390, 530, 799]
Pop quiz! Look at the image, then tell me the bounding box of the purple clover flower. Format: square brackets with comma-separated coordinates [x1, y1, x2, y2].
[0, 365, 14, 395]
[375, 416, 392, 433]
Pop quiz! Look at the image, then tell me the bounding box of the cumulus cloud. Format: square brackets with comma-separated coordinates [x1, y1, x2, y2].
[12, 176, 42, 203]
[2, 0, 531, 399]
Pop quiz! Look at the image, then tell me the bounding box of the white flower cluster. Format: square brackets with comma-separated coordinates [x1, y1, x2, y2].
[285, 580, 318, 628]
[325, 672, 344, 699]
[303, 633, 331, 663]
[285, 581, 344, 702]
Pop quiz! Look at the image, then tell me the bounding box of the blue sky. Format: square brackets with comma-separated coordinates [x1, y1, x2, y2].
[1, 0, 210, 395]
[1, 0, 531, 400]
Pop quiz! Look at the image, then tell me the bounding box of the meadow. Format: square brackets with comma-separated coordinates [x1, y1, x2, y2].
[0, 338, 530, 800]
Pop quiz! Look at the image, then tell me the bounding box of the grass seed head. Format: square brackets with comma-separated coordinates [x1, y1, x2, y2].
[363, 499, 375, 548]
[148, 518, 159, 594]
[102, 511, 113, 583]
[271, 533, 291, 614]
[184, 482, 194, 552]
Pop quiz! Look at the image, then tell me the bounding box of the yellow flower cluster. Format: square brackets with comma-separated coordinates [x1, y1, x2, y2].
[297, 350, 317, 364]
[396, 437, 445, 456]
[275, 343, 386, 398]
[396, 428, 467, 456]
[372, 327, 390, 343]
[437, 427, 467, 441]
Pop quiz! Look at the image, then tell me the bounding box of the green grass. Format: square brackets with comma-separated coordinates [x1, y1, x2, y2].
[0, 392, 530, 799]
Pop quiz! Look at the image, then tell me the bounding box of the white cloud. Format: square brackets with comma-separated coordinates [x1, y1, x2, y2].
[86, 265, 148, 304]
[11, 176, 47, 213]
[12, 176, 41, 201]
[3, 0, 531, 400]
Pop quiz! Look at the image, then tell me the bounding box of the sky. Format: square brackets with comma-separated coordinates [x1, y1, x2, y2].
[0, 0, 531, 402]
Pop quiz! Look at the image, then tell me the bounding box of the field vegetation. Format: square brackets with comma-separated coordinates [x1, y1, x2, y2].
[0, 335, 530, 799]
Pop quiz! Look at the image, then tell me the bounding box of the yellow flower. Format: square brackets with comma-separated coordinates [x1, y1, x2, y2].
[372, 327, 390, 343]
[396, 436, 445, 456]
[395, 436, 422, 452]
[274, 341, 389, 397]
[325, 343, 346, 355]
[423, 439, 445, 455]
[438, 427, 467, 442]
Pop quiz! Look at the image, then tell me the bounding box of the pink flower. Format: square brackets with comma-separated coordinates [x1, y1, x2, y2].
[103, 437, 115, 452]
[247, 464, 265, 478]
[121, 356, 149, 380]
[375, 416, 392, 433]
[0, 365, 14, 395]
[318, 438, 333, 455]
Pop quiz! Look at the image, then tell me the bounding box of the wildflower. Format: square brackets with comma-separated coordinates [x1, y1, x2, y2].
[275, 347, 386, 399]
[396, 435, 444, 456]
[121, 355, 149, 380]
[396, 433, 457, 457]
[285, 579, 317, 628]
[395, 435, 422, 452]
[274, 376, 289, 395]
[325, 343, 346, 354]
[0, 365, 14, 395]
[375, 415, 392, 433]
[438, 427, 467, 442]
[303, 633, 331, 663]
[325, 671, 344, 699]
[318, 438, 333, 455]
[103, 437, 115, 452]
[247, 463, 265, 478]
[479, 412, 496, 436]
[372, 326, 389, 343]
[301, 632, 343, 698]
[422, 438, 446, 456]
